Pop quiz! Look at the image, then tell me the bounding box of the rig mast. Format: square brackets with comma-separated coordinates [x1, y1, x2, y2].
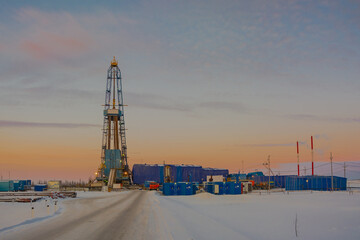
[98, 57, 130, 185]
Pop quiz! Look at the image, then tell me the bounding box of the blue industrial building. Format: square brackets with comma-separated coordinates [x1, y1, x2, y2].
[249, 174, 347, 191]
[132, 164, 229, 184]
[250, 175, 295, 188]
[0, 180, 31, 192]
[247, 171, 264, 178]
[285, 176, 347, 191]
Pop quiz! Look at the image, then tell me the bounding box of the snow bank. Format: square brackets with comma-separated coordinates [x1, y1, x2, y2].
[0, 191, 127, 233]
[0, 197, 64, 232]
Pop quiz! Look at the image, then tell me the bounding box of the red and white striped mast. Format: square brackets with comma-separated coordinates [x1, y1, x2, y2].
[311, 136, 314, 176]
[297, 141, 300, 176]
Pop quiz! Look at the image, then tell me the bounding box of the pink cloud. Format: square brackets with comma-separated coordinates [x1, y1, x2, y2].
[20, 40, 50, 60]
[14, 8, 92, 61]
[20, 32, 88, 60]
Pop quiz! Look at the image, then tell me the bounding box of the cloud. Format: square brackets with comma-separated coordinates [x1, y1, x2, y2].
[198, 101, 249, 113]
[285, 114, 360, 123]
[126, 94, 252, 115]
[0, 86, 98, 107]
[20, 32, 88, 61]
[0, 120, 99, 128]
[127, 92, 193, 112]
[242, 141, 306, 147]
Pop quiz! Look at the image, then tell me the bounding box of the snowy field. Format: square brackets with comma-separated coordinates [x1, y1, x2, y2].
[152, 190, 360, 240]
[0, 190, 359, 240]
[0, 191, 125, 232]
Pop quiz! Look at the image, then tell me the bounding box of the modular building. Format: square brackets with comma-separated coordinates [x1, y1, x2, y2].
[34, 184, 47, 191]
[1, 180, 31, 191]
[48, 180, 61, 190]
[205, 182, 242, 195]
[285, 176, 347, 191]
[0, 181, 14, 192]
[251, 175, 295, 188]
[162, 182, 197, 196]
[132, 164, 229, 185]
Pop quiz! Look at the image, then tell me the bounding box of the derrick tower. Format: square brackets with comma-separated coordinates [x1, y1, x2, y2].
[99, 57, 130, 185]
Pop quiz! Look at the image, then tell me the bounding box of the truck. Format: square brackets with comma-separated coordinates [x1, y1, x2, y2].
[149, 182, 160, 190]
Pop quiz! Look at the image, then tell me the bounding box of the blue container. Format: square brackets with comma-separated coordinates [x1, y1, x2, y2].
[234, 182, 242, 194]
[163, 182, 176, 196]
[14, 180, 26, 191]
[225, 182, 234, 194]
[19, 180, 27, 191]
[34, 185, 47, 191]
[14, 180, 20, 192]
[205, 182, 214, 194]
[0, 181, 14, 191]
[184, 182, 193, 195]
[192, 182, 199, 194]
[286, 176, 346, 191]
[224, 182, 242, 195]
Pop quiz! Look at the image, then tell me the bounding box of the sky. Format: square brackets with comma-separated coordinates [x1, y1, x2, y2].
[0, 0, 359, 181]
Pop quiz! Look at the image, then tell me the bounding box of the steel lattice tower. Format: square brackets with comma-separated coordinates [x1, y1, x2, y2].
[98, 57, 130, 185]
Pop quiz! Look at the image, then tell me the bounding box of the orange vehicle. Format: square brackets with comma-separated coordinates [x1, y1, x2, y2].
[149, 182, 160, 190]
[248, 180, 255, 186]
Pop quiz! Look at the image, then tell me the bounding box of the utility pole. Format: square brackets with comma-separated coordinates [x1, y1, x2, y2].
[263, 155, 271, 193]
[242, 160, 244, 174]
[268, 156, 270, 192]
[311, 136, 314, 176]
[330, 152, 333, 191]
[344, 162, 346, 178]
[297, 141, 300, 176]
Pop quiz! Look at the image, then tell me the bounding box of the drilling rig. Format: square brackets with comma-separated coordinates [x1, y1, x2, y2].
[97, 57, 131, 187]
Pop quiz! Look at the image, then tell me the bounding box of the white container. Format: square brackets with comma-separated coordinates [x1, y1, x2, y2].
[206, 175, 224, 182]
[214, 184, 219, 194]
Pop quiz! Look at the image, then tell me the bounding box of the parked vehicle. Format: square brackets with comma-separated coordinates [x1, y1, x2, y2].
[149, 182, 159, 190]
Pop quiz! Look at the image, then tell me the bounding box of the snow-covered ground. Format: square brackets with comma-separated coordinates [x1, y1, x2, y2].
[1, 190, 359, 240]
[152, 190, 360, 240]
[0, 191, 124, 233]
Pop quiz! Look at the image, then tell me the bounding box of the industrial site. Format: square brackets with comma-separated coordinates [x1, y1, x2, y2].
[1, 1, 360, 240]
[1, 56, 359, 240]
